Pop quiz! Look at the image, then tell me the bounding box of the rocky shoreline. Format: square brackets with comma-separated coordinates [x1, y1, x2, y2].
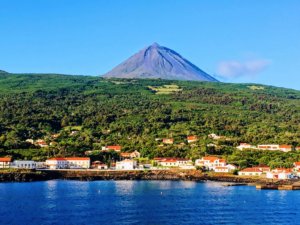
[0, 169, 296, 185]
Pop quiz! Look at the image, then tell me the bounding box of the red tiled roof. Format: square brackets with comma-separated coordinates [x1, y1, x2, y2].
[240, 167, 262, 172]
[163, 138, 174, 143]
[273, 168, 293, 173]
[202, 156, 220, 162]
[294, 162, 300, 166]
[0, 157, 12, 162]
[163, 159, 178, 162]
[107, 146, 122, 151]
[279, 145, 292, 149]
[120, 153, 131, 157]
[187, 136, 197, 140]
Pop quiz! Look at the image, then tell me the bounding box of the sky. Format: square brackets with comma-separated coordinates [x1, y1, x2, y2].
[0, 0, 300, 89]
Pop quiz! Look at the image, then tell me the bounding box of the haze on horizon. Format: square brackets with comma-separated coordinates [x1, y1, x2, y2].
[0, 0, 299, 90]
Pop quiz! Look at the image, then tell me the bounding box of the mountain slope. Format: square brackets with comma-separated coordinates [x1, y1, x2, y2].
[103, 43, 218, 81]
[0, 70, 8, 74]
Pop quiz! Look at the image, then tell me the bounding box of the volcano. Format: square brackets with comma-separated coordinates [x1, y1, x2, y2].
[103, 43, 218, 81]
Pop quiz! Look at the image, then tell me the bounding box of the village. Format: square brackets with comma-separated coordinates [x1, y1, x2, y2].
[1, 134, 300, 180]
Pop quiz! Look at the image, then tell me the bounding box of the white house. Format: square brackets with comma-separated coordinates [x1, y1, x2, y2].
[162, 138, 174, 144]
[102, 145, 122, 152]
[195, 156, 226, 170]
[91, 161, 108, 170]
[116, 159, 137, 170]
[215, 164, 237, 173]
[45, 157, 90, 169]
[0, 157, 12, 168]
[294, 162, 300, 170]
[35, 139, 49, 148]
[120, 150, 141, 159]
[36, 162, 47, 169]
[159, 158, 178, 167]
[11, 160, 36, 169]
[266, 168, 293, 180]
[154, 158, 192, 168]
[236, 143, 255, 150]
[238, 167, 263, 176]
[257, 144, 292, 152]
[187, 135, 198, 143]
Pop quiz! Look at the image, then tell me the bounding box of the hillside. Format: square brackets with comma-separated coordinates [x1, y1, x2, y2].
[1, 73, 300, 167]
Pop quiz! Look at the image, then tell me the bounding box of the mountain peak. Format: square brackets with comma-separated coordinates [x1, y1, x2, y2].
[103, 43, 218, 82]
[151, 42, 160, 47]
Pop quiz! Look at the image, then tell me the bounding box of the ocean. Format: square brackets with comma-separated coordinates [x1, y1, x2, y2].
[0, 180, 299, 225]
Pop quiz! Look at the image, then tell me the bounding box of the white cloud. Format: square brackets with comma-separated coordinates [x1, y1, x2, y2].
[217, 59, 271, 79]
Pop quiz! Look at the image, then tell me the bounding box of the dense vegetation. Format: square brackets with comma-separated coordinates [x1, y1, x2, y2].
[1, 73, 300, 168]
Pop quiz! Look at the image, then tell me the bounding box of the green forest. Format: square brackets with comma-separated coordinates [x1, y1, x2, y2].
[1, 72, 300, 168]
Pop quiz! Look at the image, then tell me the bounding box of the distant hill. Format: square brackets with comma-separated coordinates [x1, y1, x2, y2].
[103, 43, 218, 82]
[0, 70, 8, 74]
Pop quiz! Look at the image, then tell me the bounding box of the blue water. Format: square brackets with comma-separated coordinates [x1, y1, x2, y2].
[0, 180, 300, 225]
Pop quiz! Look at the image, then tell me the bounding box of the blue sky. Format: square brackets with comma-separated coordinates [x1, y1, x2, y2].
[0, 0, 300, 89]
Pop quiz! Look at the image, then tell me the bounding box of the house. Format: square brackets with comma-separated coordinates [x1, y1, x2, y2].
[35, 139, 49, 148]
[51, 133, 60, 139]
[11, 160, 36, 169]
[163, 138, 174, 144]
[67, 157, 90, 169]
[0, 157, 12, 168]
[208, 133, 226, 140]
[102, 145, 122, 152]
[116, 159, 137, 170]
[257, 144, 291, 152]
[91, 161, 108, 170]
[159, 158, 178, 167]
[215, 166, 230, 173]
[120, 150, 141, 159]
[238, 167, 263, 176]
[236, 143, 254, 150]
[294, 162, 300, 170]
[25, 139, 34, 144]
[36, 162, 47, 169]
[256, 165, 270, 172]
[45, 157, 90, 169]
[187, 135, 198, 143]
[195, 156, 226, 170]
[208, 133, 220, 139]
[279, 145, 293, 152]
[155, 158, 193, 168]
[215, 164, 237, 173]
[266, 168, 293, 179]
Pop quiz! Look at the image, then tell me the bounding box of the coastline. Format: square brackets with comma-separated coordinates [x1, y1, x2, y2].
[0, 169, 294, 185]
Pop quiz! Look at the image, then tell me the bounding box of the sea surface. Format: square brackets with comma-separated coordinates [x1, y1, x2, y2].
[0, 180, 300, 225]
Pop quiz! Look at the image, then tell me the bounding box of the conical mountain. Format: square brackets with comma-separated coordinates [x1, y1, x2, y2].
[103, 43, 218, 81]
